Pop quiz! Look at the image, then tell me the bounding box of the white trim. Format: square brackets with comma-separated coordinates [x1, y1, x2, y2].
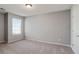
[28, 39, 71, 47]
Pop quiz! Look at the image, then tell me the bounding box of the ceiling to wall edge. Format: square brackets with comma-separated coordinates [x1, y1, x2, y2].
[28, 9, 71, 17]
[0, 4, 73, 17]
[26, 5, 72, 17]
[6, 9, 71, 19]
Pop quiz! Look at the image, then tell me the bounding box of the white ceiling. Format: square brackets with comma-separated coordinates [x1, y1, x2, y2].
[0, 4, 72, 16]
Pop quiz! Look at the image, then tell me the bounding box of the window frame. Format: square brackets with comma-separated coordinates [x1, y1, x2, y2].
[12, 17, 22, 35]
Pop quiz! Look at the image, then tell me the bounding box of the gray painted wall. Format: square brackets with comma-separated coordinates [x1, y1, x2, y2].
[0, 14, 4, 43]
[25, 10, 71, 46]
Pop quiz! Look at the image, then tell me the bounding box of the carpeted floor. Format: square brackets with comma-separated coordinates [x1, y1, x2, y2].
[0, 40, 74, 54]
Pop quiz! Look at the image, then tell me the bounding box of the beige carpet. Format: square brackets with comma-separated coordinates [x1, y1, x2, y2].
[0, 40, 74, 54]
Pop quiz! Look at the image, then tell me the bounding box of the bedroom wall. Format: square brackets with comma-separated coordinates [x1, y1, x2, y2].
[25, 10, 71, 46]
[0, 14, 4, 43]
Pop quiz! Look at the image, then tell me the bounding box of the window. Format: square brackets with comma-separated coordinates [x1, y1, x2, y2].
[12, 17, 22, 34]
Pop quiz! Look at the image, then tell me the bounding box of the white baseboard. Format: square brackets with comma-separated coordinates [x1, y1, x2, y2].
[27, 39, 71, 47]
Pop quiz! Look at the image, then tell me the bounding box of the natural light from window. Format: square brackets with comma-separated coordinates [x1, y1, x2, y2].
[12, 17, 22, 35]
